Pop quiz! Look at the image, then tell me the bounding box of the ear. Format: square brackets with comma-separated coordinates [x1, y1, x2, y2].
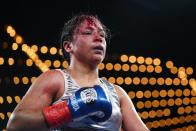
[63, 41, 73, 53]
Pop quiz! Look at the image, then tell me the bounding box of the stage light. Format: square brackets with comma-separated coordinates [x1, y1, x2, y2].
[114, 63, 121, 71]
[0, 57, 4, 65]
[165, 77, 172, 86]
[62, 60, 68, 68]
[139, 65, 146, 72]
[183, 97, 190, 105]
[152, 100, 159, 108]
[0, 96, 3, 104]
[120, 54, 128, 62]
[145, 57, 153, 65]
[191, 97, 196, 104]
[7, 112, 11, 118]
[31, 45, 38, 52]
[183, 89, 190, 97]
[12, 42, 18, 50]
[129, 55, 136, 63]
[13, 76, 20, 85]
[156, 110, 163, 118]
[166, 60, 174, 68]
[144, 100, 152, 108]
[160, 99, 167, 107]
[130, 64, 138, 72]
[146, 65, 154, 73]
[170, 66, 178, 74]
[6, 96, 12, 104]
[108, 77, 115, 84]
[175, 98, 182, 106]
[31, 77, 37, 83]
[15, 35, 23, 44]
[141, 77, 148, 85]
[53, 60, 61, 68]
[163, 108, 170, 116]
[50, 47, 57, 55]
[137, 101, 144, 109]
[157, 77, 164, 85]
[149, 110, 156, 118]
[168, 89, 175, 97]
[8, 57, 14, 65]
[160, 90, 167, 98]
[186, 67, 193, 75]
[155, 66, 162, 73]
[40, 46, 48, 54]
[98, 63, 104, 70]
[124, 77, 132, 85]
[175, 89, 182, 97]
[14, 96, 21, 104]
[144, 90, 151, 98]
[168, 99, 175, 106]
[58, 49, 63, 56]
[133, 77, 140, 85]
[26, 59, 33, 66]
[152, 120, 159, 128]
[22, 77, 29, 85]
[45, 60, 51, 67]
[122, 64, 129, 71]
[149, 77, 156, 85]
[173, 78, 180, 86]
[116, 77, 124, 85]
[141, 111, 149, 119]
[178, 70, 187, 80]
[152, 90, 159, 98]
[128, 91, 135, 99]
[136, 91, 143, 99]
[6, 25, 13, 33]
[153, 58, 161, 66]
[181, 79, 188, 86]
[106, 63, 113, 71]
[0, 113, 5, 120]
[177, 107, 184, 115]
[137, 56, 144, 64]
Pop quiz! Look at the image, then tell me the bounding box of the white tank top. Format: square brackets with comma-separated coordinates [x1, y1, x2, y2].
[51, 69, 122, 131]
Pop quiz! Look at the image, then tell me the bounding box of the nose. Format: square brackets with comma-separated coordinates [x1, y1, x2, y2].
[93, 32, 103, 43]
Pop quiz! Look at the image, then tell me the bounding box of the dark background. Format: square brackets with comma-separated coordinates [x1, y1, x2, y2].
[1, 0, 196, 130]
[1, 0, 196, 66]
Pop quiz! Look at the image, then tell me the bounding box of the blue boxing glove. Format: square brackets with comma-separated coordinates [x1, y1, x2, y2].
[67, 85, 112, 122]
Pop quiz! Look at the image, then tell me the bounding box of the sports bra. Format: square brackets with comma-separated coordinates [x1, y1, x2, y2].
[51, 69, 122, 131]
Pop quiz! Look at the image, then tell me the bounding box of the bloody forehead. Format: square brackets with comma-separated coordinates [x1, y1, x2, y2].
[74, 17, 102, 33]
[84, 17, 100, 28]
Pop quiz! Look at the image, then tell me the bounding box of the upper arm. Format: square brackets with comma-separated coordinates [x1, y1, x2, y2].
[14, 69, 64, 112]
[114, 85, 149, 131]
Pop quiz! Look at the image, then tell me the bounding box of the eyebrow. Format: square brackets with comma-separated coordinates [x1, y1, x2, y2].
[85, 27, 105, 33]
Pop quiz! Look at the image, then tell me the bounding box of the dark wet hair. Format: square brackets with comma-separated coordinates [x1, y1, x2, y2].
[60, 14, 111, 63]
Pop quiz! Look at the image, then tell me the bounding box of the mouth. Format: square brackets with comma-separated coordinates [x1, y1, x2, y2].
[92, 45, 104, 54]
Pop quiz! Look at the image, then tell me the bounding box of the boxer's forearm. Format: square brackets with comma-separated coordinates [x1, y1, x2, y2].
[7, 110, 49, 131]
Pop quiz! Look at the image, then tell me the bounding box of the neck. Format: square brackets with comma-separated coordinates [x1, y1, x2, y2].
[67, 60, 100, 86]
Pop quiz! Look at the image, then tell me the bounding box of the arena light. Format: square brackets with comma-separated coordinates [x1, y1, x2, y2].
[5, 25, 49, 72]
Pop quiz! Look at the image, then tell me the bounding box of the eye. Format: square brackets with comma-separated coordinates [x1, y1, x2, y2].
[81, 30, 92, 35]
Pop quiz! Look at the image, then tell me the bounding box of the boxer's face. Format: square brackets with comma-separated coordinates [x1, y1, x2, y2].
[71, 18, 107, 66]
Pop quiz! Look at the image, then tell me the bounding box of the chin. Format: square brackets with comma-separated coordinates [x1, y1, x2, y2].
[92, 57, 104, 65]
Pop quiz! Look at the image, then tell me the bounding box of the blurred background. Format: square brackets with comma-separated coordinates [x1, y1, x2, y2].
[1, 0, 196, 130]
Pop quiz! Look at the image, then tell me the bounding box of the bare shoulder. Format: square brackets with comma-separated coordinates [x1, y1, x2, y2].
[112, 84, 135, 108]
[33, 69, 65, 101]
[14, 69, 65, 111]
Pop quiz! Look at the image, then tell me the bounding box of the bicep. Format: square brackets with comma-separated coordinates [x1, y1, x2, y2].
[14, 70, 63, 112]
[115, 86, 149, 131]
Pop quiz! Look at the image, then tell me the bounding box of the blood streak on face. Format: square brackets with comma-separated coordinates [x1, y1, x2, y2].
[85, 17, 99, 28]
